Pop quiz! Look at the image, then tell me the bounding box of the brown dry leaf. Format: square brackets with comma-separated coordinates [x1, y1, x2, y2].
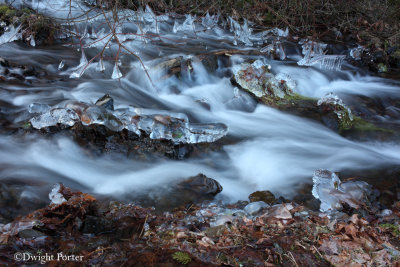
[319, 240, 339, 255]
[324, 253, 351, 266]
[344, 224, 358, 239]
[256, 238, 272, 246]
[0, 233, 9, 244]
[371, 249, 392, 266]
[349, 214, 359, 225]
[351, 252, 371, 265]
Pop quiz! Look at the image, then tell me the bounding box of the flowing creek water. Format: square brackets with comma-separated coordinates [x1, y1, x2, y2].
[0, 1, 400, 218]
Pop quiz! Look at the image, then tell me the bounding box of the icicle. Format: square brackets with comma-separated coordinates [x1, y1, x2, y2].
[58, 61, 65, 70]
[111, 63, 122, 79]
[96, 58, 105, 72]
[297, 41, 345, 70]
[29, 35, 36, 47]
[202, 12, 218, 30]
[172, 20, 179, 33]
[173, 15, 195, 33]
[143, 5, 156, 23]
[69, 49, 88, 78]
[0, 24, 22, 45]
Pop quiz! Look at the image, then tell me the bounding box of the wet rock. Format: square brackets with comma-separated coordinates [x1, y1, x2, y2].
[95, 94, 114, 110]
[0, 57, 9, 67]
[176, 173, 222, 196]
[249, 190, 276, 204]
[82, 215, 108, 234]
[210, 215, 233, 227]
[204, 225, 227, 238]
[17, 228, 46, 239]
[268, 204, 293, 220]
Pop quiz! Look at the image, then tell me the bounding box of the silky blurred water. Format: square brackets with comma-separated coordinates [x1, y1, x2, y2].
[0, 1, 399, 204]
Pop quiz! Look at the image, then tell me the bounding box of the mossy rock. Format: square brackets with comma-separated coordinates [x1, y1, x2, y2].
[248, 190, 276, 204]
[0, 4, 55, 45]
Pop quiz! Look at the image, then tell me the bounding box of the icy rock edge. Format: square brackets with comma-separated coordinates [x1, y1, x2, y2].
[28, 95, 228, 144]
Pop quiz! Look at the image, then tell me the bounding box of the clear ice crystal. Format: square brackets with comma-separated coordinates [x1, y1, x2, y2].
[275, 73, 296, 91]
[58, 60, 65, 70]
[96, 57, 105, 72]
[84, 28, 112, 48]
[229, 17, 252, 46]
[69, 49, 88, 78]
[317, 92, 353, 121]
[143, 5, 156, 23]
[201, 12, 218, 30]
[28, 103, 51, 114]
[30, 108, 79, 129]
[349, 45, 364, 60]
[28, 97, 228, 144]
[0, 24, 22, 45]
[261, 41, 286, 60]
[49, 184, 67, 205]
[173, 14, 195, 33]
[297, 41, 345, 70]
[29, 35, 36, 47]
[244, 201, 269, 215]
[312, 169, 370, 213]
[111, 63, 122, 79]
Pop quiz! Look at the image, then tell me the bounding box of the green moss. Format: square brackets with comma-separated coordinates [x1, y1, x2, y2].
[351, 117, 393, 133]
[392, 49, 400, 59]
[5, 9, 16, 18]
[172, 251, 191, 265]
[0, 5, 9, 16]
[283, 93, 317, 102]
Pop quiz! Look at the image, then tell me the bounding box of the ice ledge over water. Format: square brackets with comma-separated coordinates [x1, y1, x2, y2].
[28, 95, 228, 144]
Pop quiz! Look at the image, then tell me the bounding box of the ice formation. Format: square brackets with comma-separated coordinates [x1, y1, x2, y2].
[297, 40, 346, 70]
[69, 49, 88, 78]
[201, 12, 219, 30]
[28, 96, 228, 144]
[312, 169, 370, 212]
[232, 60, 295, 98]
[349, 45, 364, 61]
[0, 24, 22, 45]
[228, 17, 253, 46]
[317, 92, 353, 121]
[173, 14, 195, 33]
[111, 63, 123, 79]
[49, 184, 67, 205]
